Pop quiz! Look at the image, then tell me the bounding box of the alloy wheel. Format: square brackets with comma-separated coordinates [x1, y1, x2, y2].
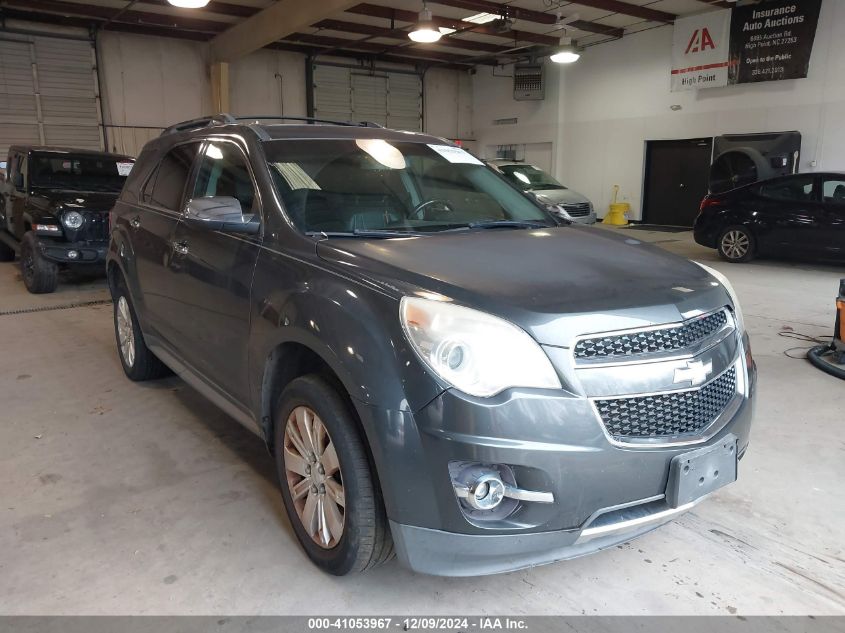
[116, 296, 136, 368]
[283, 406, 345, 549]
[721, 230, 750, 260]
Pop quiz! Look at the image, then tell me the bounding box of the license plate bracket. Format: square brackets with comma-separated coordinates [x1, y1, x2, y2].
[666, 434, 738, 508]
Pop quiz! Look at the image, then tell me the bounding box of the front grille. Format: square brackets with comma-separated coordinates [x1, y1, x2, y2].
[562, 202, 591, 217]
[595, 367, 736, 440]
[574, 310, 728, 360]
[82, 215, 109, 242]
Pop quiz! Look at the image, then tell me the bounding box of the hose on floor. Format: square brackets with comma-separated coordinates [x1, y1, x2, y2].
[807, 343, 845, 380]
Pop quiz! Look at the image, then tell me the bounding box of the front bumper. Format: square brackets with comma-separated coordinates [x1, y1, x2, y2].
[355, 347, 755, 576]
[38, 239, 108, 264]
[568, 211, 597, 225]
[391, 495, 703, 576]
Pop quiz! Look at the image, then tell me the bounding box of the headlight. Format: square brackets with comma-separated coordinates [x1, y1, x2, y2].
[694, 262, 745, 332]
[62, 211, 84, 230]
[400, 297, 561, 397]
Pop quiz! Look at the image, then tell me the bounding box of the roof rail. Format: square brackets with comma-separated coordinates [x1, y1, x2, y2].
[233, 115, 383, 128]
[160, 114, 385, 138]
[160, 113, 236, 136]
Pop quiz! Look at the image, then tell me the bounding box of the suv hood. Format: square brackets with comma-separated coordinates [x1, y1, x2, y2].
[317, 227, 730, 347]
[33, 190, 120, 214]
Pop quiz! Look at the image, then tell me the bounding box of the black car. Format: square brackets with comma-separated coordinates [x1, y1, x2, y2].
[694, 172, 845, 263]
[107, 115, 753, 576]
[0, 145, 134, 293]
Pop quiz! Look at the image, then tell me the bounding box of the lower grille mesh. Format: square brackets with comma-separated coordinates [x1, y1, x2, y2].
[595, 367, 736, 440]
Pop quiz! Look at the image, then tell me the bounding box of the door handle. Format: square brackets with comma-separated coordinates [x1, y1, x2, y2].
[130, 216, 141, 229]
[679, 183, 686, 188]
[173, 240, 189, 255]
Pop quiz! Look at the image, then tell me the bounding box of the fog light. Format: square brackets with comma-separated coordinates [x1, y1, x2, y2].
[67, 250, 79, 260]
[468, 474, 504, 510]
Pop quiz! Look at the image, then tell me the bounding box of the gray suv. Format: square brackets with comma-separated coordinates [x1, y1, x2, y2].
[107, 115, 755, 576]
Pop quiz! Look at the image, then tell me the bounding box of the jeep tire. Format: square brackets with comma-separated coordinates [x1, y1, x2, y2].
[20, 232, 58, 293]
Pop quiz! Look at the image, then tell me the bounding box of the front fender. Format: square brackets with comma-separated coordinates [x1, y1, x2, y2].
[248, 245, 444, 415]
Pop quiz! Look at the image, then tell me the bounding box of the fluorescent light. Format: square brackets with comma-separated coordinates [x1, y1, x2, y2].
[462, 12, 499, 24]
[439, 27, 456, 35]
[409, 6, 443, 43]
[167, 0, 210, 7]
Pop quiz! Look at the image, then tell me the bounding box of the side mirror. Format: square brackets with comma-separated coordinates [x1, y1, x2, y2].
[184, 196, 260, 235]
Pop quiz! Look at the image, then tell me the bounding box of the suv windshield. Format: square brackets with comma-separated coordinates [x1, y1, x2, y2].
[264, 139, 550, 234]
[498, 164, 566, 192]
[29, 153, 132, 192]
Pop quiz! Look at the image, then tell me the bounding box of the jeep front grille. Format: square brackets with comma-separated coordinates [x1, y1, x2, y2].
[594, 367, 736, 440]
[82, 215, 109, 242]
[574, 310, 728, 360]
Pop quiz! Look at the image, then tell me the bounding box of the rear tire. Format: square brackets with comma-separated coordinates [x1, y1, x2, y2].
[20, 232, 58, 293]
[274, 375, 393, 575]
[112, 279, 171, 381]
[718, 226, 756, 263]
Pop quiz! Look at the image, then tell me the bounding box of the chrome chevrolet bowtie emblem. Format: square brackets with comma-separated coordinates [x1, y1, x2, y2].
[674, 359, 712, 386]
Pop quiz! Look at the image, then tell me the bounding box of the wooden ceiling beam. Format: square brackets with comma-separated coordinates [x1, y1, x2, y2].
[347, 4, 571, 45]
[313, 18, 508, 53]
[430, 0, 671, 26]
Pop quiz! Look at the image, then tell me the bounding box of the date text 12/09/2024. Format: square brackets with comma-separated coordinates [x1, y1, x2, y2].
[307, 618, 529, 630]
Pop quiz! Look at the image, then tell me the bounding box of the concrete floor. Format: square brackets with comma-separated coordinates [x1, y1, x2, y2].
[0, 227, 843, 615]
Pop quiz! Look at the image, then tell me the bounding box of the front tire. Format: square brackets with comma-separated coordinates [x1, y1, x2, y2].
[112, 281, 171, 381]
[20, 232, 58, 293]
[718, 226, 756, 263]
[274, 375, 393, 575]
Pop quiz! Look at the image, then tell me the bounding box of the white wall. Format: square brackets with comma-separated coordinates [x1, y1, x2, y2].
[99, 32, 212, 129]
[423, 67, 473, 141]
[230, 49, 307, 119]
[471, 0, 845, 220]
[471, 64, 562, 167]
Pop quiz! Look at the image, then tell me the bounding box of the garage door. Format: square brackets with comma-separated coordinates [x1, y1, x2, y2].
[0, 35, 103, 160]
[312, 64, 422, 131]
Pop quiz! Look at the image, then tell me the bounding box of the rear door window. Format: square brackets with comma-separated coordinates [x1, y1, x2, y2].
[147, 143, 201, 210]
[758, 176, 815, 202]
[822, 178, 845, 205]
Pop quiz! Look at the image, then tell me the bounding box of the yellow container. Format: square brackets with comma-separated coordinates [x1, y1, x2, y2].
[602, 185, 629, 226]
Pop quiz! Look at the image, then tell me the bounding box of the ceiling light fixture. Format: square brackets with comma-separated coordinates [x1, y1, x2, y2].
[167, 0, 210, 7]
[462, 12, 500, 25]
[409, 2, 442, 43]
[550, 36, 580, 64]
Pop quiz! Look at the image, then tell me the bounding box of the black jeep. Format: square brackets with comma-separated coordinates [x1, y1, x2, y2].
[0, 145, 134, 293]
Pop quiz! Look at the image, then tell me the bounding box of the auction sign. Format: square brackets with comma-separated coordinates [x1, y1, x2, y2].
[671, 0, 822, 91]
[728, 0, 822, 84]
[671, 9, 732, 91]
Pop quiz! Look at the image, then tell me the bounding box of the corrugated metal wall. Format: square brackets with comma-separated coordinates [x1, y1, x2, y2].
[313, 64, 422, 131]
[0, 34, 103, 159]
[0, 38, 40, 157]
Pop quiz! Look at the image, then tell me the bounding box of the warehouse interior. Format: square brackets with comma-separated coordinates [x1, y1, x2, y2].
[0, 0, 843, 619]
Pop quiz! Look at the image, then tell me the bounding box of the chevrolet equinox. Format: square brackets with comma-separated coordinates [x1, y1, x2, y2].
[107, 115, 756, 576]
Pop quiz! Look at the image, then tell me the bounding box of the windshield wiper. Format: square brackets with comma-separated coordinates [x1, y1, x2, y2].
[467, 220, 553, 230]
[307, 229, 424, 239]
